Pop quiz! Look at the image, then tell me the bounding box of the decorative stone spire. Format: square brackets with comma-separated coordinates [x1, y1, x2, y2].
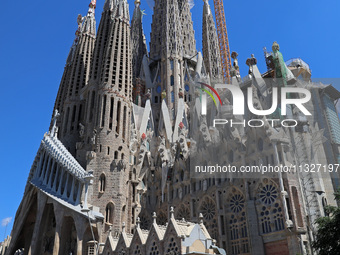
[131, 0, 148, 80]
[82, 0, 97, 36]
[104, 0, 129, 22]
[150, 0, 183, 59]
[51, 0, 97, 157]
[202, 0, 222, 82]
[80, 0, 133, 235]
[178, 0, 197, 57]
[149, 0, 198, 124]
[50, 110, 60, 137]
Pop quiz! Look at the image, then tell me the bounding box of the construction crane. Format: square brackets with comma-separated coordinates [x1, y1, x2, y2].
[212, 0, 232, 83]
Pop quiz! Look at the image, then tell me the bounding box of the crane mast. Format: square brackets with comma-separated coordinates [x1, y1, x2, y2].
[213, 0, 232, 82]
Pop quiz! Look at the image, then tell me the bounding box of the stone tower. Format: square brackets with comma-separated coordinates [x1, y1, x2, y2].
[52, 0, 97, 157]
[130, 0, 148, 105]
[78, 0, 133, 237]
[131, 0, 147, 81]
[149, 0, 198, 125]
[202, 0, 222, 82]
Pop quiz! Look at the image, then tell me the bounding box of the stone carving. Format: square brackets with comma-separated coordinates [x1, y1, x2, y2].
[79, 123, 85, 138]
[90, 129, 97, 145]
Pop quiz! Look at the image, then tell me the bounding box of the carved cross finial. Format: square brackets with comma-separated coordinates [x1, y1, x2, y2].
[51, 110, 60, 137]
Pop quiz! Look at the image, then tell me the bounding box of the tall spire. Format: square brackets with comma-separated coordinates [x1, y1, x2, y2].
[91, 0, 130, 82]
[178, 0, 197, 57]
[131, 0, 147, 80]
[51, 0, 97, 156]
[150, 0, 183, 59]
[80, 0, 133, 236]
[202, 0, 222, 82]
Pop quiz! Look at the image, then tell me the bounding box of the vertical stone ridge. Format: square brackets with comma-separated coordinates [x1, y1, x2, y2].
[202, 0, 222, 82]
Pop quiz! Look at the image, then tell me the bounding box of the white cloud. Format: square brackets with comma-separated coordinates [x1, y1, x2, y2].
[1, 217, 12, 227]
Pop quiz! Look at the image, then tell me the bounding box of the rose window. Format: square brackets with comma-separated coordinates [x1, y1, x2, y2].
[260, 184, 278, 205]
[230, 194, 245, 213]
[200, 198, 216, 221]
[176, 206, 190, 221]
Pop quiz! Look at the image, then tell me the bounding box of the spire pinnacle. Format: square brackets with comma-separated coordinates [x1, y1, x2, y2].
[88, 0, 96, 15]
[81, 0, 97, 36]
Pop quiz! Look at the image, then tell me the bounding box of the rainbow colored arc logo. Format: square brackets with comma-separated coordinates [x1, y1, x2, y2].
[197, 82, 222, 109]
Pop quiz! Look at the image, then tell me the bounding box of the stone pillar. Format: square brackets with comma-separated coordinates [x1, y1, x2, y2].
[39, 154, 49, 182]
[75, 182, 82, 205]
[52, 164, 61, 192]
[76, 238, 83, 255]
[28, 192, 47, 255]
[48, 159, 56, 189]
[43, 157, 52, 185]
[57, 168, 65, 196]
[62, 173, 70, 199]
[34, 150, 45, 179]
[52, 203, 64, 255]
[273, 141, 292, 227]
[69, 176, 75, 203]
[75, 216, 88, 255]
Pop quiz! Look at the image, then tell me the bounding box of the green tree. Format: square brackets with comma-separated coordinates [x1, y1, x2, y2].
[312, 188, 340, 255]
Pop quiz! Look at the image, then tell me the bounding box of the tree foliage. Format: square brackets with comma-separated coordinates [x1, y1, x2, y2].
[312, 188, 340, 255]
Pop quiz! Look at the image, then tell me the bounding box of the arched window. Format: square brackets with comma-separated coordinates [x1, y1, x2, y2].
[99, 174, 106, 193]
[200, 197, 218, 239]
[105, 203, 114, 224]
[257, 180, 284, 234]
[227, 191, 249, 254]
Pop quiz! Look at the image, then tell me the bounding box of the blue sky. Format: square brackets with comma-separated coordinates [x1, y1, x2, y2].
[0, 0, 339, 240]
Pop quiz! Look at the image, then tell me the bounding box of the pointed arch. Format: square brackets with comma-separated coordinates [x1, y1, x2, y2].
[256, 179, 285, 234]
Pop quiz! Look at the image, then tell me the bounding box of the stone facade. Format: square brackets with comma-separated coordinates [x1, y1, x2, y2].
[5, 0, 340, 255]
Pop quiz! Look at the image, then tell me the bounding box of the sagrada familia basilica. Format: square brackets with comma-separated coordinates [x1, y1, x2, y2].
[2, 0, 340, 254]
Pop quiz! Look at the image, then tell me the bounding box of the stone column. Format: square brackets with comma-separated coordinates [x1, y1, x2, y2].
[62, 173, 70, 199]
[75, 216, 88, 255]
[34, 150, 45, 180]
[273, 141, 292, 227]
[48, 159, 56, 189]
[76, 239, 83, 255]
[69, 176, 75, 204]
[57, 168, 65, 196]
[28, 192, 47, 255]
[52, 164, 60, 192]
[39, 154, 49, 182]
[75, 182, 83, 205]
[52, 203, 64, 255]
